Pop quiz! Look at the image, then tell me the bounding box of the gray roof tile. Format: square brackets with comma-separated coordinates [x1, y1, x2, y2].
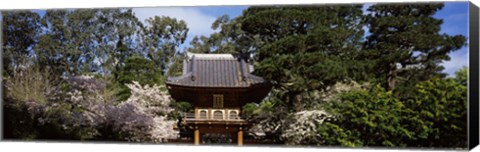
[166, 53, 269, 88]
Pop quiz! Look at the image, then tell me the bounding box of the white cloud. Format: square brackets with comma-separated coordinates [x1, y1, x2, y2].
[441, 48, 468, 77]
[132, 7, 217, 42]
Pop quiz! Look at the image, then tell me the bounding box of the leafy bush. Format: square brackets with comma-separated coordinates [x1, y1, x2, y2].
[241, 103, 259, 119]
[313, 69, 467, 148]
[403, 76, 467, 147]
[318, 85, 409, 147]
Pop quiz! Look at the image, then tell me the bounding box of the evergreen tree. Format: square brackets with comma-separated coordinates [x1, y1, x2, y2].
[240, 6, 366, 112]
[364, 3, 466, 91]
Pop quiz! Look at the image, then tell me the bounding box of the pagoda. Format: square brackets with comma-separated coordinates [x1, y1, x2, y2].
[166, 52, 272, 145]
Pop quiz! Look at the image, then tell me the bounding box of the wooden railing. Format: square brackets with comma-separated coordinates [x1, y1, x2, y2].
[181, 113, 243, 121]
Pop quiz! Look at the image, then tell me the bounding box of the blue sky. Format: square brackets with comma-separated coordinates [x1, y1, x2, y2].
[132, 6, 247, 51]
[434, 2, 469, 76]
[33, 2, 469, 76]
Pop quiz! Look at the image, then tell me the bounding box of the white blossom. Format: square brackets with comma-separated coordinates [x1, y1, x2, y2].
[103, 81, 177, 142]
[58, 78, 177, 142]
[282, 110, 332, 145]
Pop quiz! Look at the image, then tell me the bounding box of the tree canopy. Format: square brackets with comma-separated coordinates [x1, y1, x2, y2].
[364, 4, 466, 91]
[239, 6, 368, 112]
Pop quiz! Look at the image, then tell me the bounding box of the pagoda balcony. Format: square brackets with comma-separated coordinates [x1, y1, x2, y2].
[181, 113, 245, 121]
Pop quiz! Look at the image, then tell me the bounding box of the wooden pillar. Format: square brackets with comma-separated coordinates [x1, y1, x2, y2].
[237, 127, 243, 146]
[194, 127, 200, 145]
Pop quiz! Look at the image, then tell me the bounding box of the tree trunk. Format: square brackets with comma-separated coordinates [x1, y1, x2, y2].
[387, 64, 397, 90]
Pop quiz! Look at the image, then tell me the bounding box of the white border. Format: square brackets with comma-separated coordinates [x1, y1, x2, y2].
[0, 0, 472, 10]
[1, 0, 478, 152]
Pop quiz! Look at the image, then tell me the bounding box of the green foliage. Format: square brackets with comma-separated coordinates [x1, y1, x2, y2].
[22, 9, 182, 78]
[240, 6, 367, 112]
[2, 11, 41, 77]
[166, 52, 187, 77]
[144, 16, 188, 74]
[4, 66, 58, 103]
[94, 9, 144, 77]
[187, 14, 260, 55]
[454, 66, 467, 86]
[364, 3, 467, 90]
[34, 9, 102, 77]
[404, 76, 467, 147]
[114, 56, 163, 101]
[319, 85, 410, 147]
[317, 67, 467, 148]
[241, 103, 259, 119]
[168, 101, 193, 120]
[175, 102, 193, 113]
[247, 91, 292, 144]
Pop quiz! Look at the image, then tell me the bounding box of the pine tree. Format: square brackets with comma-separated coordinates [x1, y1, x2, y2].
[364, 3, 466, 91]
[240, 6, 366, 112]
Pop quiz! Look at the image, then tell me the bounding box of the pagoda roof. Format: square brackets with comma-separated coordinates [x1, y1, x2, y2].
[166, 52, 270, 88]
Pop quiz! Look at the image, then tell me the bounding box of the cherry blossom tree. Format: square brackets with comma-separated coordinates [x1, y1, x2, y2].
[33, 75, 178, 142]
